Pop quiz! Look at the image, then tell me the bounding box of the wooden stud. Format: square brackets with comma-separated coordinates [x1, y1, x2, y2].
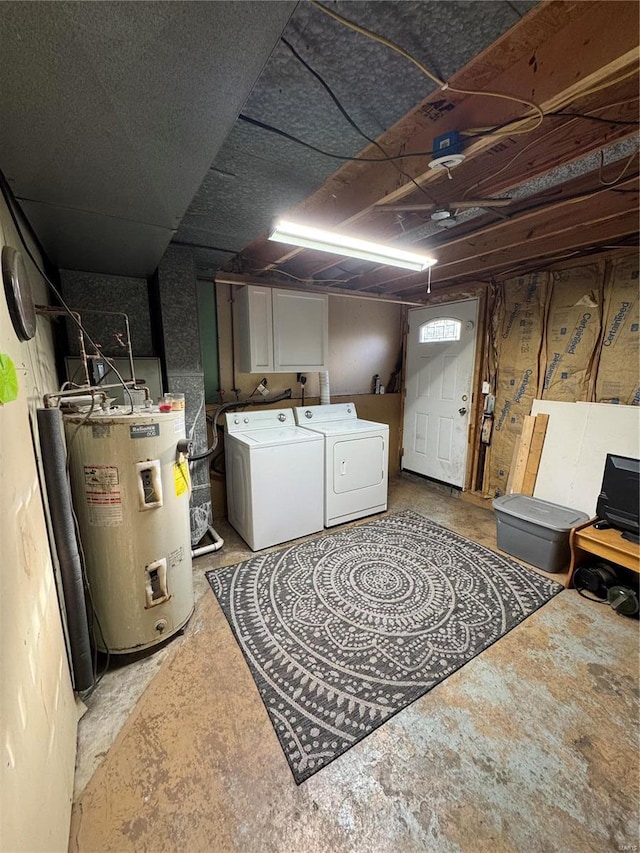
[521, 414, 550, 496]
[505, 440, 521, 495]
[509, 415, 537, 495]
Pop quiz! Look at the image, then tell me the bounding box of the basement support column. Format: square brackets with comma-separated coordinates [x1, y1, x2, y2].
[155, 245, 211, 545]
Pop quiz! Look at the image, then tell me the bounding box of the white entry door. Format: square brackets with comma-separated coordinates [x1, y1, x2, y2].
[402, 299, 478, 487]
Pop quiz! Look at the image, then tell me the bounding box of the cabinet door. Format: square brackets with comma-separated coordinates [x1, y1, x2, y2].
[237, 285, 274, 373]
[272, 289, 328, 371]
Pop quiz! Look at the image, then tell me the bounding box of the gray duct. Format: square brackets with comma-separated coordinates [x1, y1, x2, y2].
[37, 407, 94, 692]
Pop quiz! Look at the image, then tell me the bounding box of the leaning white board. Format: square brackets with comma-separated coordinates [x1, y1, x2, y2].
[531, 400, 640, 516]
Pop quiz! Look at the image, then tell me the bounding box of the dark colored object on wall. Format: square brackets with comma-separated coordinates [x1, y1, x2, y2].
[2, 245, 37, 340]
[37, 407, 94, 692]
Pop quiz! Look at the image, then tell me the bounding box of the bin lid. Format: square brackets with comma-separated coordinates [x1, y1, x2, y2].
[492, 494, 590, 531]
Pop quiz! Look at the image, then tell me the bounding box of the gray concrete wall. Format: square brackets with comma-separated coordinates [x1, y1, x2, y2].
[59, 270, 153, 359]
[156, 246, 211, 544]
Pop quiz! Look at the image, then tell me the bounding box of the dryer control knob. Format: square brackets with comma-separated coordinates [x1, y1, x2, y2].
[233, 418, 239, 424]
[243, 417, 249, 423]
[278, 413, 286, 422]
[304, 410, 313, 418]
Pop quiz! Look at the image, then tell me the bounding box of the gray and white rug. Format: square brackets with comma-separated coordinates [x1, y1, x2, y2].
[206, 510, 562, 783]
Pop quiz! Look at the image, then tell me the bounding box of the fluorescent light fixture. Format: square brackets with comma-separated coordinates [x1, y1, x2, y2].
[268, 220, 437, 271]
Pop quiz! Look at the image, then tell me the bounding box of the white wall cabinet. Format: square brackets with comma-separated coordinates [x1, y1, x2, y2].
[236, 285, 328, 373]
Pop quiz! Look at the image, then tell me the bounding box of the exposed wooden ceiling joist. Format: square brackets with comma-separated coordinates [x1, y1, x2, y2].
[229, 0, 639, 291]
[365, 172, 640, 296]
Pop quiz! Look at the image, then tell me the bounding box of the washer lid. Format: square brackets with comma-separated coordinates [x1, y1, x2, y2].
[226, 408, 296, 434]
[230, 425, 323, 448]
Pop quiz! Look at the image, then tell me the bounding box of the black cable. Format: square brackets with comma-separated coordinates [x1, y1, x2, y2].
[239, 113, 436, 162]
[281, 37, 436, 201]
[171, 240, 240, 254]
[240, 107, 638, 166]
[189, 389, 293, 462]
[0, 172, 134, 411]
[575, 587, 610, 604]
[553, 111, 640, 126]
[465, 110, 640, 138]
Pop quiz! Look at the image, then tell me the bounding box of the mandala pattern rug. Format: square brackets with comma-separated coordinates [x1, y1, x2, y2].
[206, 511, 562, 783]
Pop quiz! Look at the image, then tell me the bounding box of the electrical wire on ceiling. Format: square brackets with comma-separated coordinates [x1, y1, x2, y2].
[245, 265, 363, 285]
[466, 69, 640, 137]
[463, 117, 639, 202]
[485, 236, 639, 282]
[238, 113, 438, 162]
[463, 103, 640, 138]
[239, 94, 639, 180]
[598, 147, 639, 186]
[281, 36, 436, 201]
[309, 0, 545, 137]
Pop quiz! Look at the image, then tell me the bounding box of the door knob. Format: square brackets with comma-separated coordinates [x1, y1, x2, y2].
[458, 407, 467, 415]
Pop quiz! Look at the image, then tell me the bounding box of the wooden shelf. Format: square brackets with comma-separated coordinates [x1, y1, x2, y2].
[567, 518, 640, 588]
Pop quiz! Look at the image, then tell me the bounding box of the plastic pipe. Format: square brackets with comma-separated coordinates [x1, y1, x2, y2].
[319, 370, 330, 405]
[191, 525, 224, 558]
[36, 407, 94, 692]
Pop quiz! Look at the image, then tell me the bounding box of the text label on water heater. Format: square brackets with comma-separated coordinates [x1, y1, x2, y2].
[129, 423, 160, 439]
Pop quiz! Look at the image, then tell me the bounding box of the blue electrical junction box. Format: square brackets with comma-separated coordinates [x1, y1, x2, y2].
[432, 130, 463, 157]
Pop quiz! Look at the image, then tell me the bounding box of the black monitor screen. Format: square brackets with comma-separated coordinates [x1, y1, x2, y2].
[596, 454, 640, 537]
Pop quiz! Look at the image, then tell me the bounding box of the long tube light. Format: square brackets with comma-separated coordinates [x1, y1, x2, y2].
[268, 220, 437, 271]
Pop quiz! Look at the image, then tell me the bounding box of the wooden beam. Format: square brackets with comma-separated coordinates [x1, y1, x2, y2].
[522, 414, 550, 496]
[509, 416, 537, 495]
[213, 272, 425, 305]
[345, 172, 639, 294]
[395, 204, 639, 296]
[281, 100, 639, 283]
[237, 1, 639, 270]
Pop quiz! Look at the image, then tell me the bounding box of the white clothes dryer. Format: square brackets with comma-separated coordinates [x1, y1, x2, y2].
[225, 408, 324, 551]
[293, 403, 389, 527]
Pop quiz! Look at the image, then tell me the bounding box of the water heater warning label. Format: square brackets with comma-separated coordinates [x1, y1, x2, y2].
[84, 465, 123, 526]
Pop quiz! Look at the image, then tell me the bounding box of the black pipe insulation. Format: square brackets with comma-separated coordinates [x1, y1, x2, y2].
[189, 388, 293, 462]
[37, 407, 94, 692]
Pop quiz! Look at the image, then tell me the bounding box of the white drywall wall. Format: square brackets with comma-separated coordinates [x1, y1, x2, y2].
[0, 195, 77, 853]
[531, 400, 640, 515]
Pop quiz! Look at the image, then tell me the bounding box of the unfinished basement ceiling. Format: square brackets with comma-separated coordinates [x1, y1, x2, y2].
[0, 1, 295, 276]
[181, 0, 639, 300]
[0, 1, 637, 289]
[177, 0, 538, 274]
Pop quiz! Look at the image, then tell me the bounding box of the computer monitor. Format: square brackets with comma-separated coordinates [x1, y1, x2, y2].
[596, 454, 640, 543]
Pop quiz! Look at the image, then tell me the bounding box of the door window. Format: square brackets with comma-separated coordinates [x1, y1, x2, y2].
[419, 318, 461, 343]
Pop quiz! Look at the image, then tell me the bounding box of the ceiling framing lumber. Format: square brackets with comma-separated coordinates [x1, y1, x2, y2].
[365, 173, 640, 296]
[232, 0, 639, 281]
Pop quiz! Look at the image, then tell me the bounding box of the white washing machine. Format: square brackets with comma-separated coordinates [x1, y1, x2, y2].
[293, 403, 389, 527]
[225, 408, 324, 551]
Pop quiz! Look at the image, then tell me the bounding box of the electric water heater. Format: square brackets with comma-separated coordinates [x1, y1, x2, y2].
[64, 407, 193, 653]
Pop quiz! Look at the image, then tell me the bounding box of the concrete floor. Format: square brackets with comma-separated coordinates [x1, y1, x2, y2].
[69, 476, 639, 852]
